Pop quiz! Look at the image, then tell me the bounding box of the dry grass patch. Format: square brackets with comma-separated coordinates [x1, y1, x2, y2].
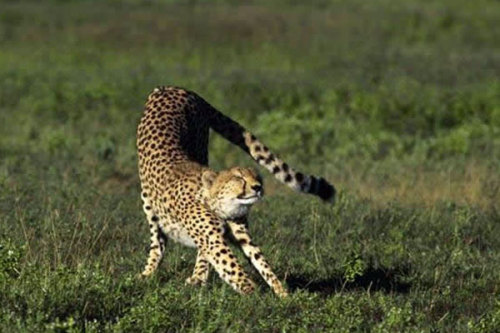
[339, 160, 499, 209]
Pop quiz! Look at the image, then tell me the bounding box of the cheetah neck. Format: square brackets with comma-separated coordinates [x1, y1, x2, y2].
[205, 197, 252, 220]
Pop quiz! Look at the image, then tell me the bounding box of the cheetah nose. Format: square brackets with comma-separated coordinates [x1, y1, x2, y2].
[251, 185, 262, 194]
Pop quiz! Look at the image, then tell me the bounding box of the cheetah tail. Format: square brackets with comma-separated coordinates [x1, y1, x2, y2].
[208, 106, 336, 202]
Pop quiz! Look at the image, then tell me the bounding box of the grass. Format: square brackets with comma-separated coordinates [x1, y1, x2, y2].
[0, 0, 499, 331]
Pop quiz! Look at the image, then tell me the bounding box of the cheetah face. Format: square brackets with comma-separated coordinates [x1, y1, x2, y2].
[202, 167, 263, 219]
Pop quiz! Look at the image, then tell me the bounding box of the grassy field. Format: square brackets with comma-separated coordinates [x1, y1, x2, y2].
[1, 0, 499, 331]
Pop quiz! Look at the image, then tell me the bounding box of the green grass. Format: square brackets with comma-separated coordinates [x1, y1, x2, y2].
[1, 0, 499, 331]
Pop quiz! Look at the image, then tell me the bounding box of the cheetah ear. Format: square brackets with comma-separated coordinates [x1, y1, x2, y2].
[202, 170, 218, 189]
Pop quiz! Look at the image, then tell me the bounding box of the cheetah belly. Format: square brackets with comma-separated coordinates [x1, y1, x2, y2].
[162, 223, 197, 248]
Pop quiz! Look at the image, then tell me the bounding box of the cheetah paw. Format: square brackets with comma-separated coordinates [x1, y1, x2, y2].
[185, 276, 206, 286]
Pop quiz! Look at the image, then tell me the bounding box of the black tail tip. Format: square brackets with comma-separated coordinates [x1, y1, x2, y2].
[317, 177, 336, 202]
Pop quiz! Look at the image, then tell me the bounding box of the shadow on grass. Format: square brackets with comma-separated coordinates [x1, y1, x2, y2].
[286, 266, 411, 296]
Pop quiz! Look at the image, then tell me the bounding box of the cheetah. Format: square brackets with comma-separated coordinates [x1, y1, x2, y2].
[137, 86, 335, 296]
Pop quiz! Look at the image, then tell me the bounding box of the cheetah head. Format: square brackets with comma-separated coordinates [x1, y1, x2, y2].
[201, 167, 263, 220]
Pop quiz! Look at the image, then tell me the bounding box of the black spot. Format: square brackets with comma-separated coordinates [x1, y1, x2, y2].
[238, 239, 248, 245]
[272, 166, 280, 174]
[250, 134, 257, 142]
[282, 163, 289, 172]
[151, 216, 159, 222]
[145, 206, 151, 210]
[308, 177, 318, 194]
[317, 177, 336, 201]
[265, 155, 275, 164]
[295, 172, 304, 182]
[255, 155, 265, 163]
[254, 253, 261, 260]
[254, 145, 261, 152]
[284, 174, 293, 182]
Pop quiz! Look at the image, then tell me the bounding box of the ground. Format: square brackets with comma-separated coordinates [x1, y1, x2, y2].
[0, 0, 499, 331]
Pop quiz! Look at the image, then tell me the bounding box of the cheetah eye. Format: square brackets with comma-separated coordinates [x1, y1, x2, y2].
[232, 176, 246, 187]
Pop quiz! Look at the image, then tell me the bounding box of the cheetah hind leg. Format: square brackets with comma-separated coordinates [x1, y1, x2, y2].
[140, 195, 166, 277]
[185, 250, 210, 286]
[140, 222, 167, 277]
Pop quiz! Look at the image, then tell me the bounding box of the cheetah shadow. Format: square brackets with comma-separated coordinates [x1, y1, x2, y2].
[286, 265, 411, 296]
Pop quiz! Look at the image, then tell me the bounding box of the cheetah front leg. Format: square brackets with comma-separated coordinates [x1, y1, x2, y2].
[184, 205, 256, 294]
[201, 232, 256, 295]
[185, 250, 210, 286]
[227, 220, 288, 297]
